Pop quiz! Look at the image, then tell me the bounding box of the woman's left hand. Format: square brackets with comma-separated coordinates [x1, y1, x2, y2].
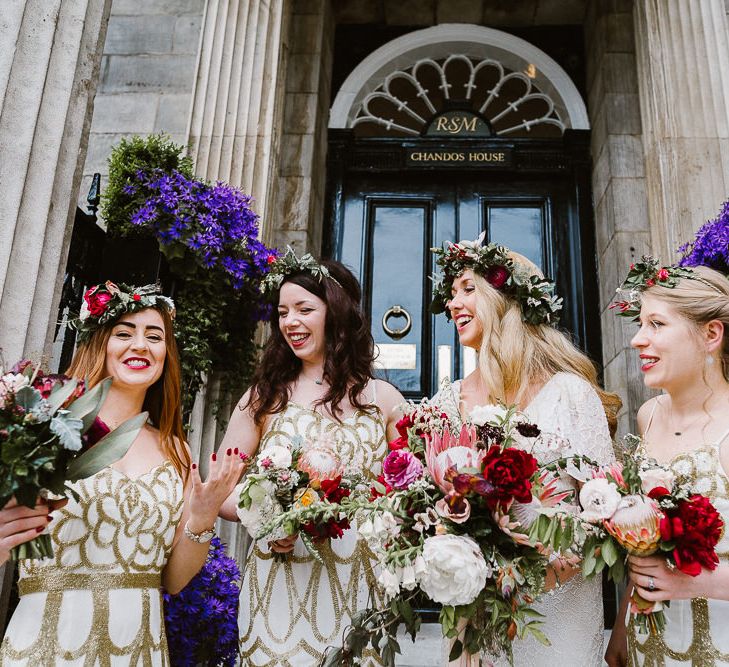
[187, 448, 249, 532]
[628, 554, 712, 601]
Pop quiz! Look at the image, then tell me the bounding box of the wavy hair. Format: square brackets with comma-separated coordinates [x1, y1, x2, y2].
[644, 265, 729, 381]
[471, 252, 621, 436]
[246, 260, 376, 425]
[65, 306, 190, 479]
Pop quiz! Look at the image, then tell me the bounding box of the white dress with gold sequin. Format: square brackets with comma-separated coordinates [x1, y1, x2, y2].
[238, 402, 386, 667]
[628, 433, 729, 666]
[0, 461, 184, 666]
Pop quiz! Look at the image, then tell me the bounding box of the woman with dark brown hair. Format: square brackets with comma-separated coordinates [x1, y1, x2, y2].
[0, 282, 245, 666]
[218, 251, 404, 666]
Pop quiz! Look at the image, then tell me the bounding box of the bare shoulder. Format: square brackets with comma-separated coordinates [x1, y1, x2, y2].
[636, 396, 660, 433]
[372, 379, 405, 415]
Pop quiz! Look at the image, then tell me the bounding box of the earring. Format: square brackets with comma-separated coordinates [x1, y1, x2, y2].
[707, 355, 715, 366]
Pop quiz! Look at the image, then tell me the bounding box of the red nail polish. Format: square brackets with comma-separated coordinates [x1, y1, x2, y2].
[212, 453, 217, 462]
[47, 515, 53, 521]
[234, 448, 239, 455]
[226, 448, 232, 456]
[192, 463, 197, 470]
[36, 526, 44, 533]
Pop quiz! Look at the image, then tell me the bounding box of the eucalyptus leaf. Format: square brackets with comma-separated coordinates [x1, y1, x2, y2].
[67, 377, 112, 432]
[66, 412, 147, 481]
[15, 386, 42, 411]
[50, 414, 84, 451]
[46, 378, 79, 413]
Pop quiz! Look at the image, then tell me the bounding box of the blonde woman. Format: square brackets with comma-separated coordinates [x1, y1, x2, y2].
[429, 236, 620, 667]
[605, 259, 729, 667]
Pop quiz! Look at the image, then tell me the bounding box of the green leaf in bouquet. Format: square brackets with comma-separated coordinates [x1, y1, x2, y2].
[66, 412, 148, 481]
[582, 539, 598, 577]
[448, 639, 464, 662]
[15, 386, 42, 412]
[609, 554, 626, 583]
[601, 537, 619, 566]
[66, 377, 112, 432]
[524, 623, 550, 646]
[50, 414, 84, 451]
[46, 378, 80, 413]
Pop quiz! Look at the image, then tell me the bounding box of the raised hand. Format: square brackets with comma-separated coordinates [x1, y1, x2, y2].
[0, 496, 68, 565]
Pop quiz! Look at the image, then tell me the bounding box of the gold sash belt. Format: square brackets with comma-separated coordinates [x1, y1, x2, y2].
[18, 571, 162, 596]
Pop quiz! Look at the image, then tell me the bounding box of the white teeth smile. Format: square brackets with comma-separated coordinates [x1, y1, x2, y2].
[125, 360, 150, 368]
[289, 333, 309, 341]
[457, 316, 473, 326]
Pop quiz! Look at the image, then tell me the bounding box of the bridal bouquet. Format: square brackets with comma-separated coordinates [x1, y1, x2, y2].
[312, 402, 585, 666]
[562, 435, 724, 634]
[236, 434, 364, 561]
[0, 360, 146, 560]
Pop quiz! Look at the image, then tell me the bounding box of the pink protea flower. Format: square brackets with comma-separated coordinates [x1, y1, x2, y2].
[425, 424, 484, 494]
[604, 494, 663, 556]
[297, 445, 343, 482]
[592, 462, 627, 489]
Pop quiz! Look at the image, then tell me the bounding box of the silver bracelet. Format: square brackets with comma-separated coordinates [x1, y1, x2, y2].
[183, 520, 215, 543]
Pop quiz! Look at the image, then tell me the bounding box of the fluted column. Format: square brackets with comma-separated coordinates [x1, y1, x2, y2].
[634, 0, 729, 259]
[185, 0, 290, 561]
[0, 0, 112, 362]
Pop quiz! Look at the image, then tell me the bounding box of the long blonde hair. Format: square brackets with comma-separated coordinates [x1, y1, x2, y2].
[472, 253, 621, 435]
[644, 265, 729, 381]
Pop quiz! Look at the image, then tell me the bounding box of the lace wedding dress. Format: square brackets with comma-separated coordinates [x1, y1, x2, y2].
[432, 372, 615, 667]
[0, 462, 184, 666]
[238, 402, 387, 667]
[628, 413, 729, 666]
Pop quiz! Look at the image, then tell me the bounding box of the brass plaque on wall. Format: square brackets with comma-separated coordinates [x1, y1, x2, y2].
[374, 344, 417, 369]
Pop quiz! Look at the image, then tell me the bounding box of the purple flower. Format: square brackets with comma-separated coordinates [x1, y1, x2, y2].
[677, 199, 729, 274]
[383, 449, 424, 490]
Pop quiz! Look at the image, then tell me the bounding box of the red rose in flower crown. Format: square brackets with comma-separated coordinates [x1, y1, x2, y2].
[486, 265, 510, 290]
[481, 445, 539, 510]
[660, 494, 723, 576]
[83, 284, 114, 316]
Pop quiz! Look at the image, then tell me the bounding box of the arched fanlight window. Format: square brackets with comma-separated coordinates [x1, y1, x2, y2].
[351, 55, 565, 139]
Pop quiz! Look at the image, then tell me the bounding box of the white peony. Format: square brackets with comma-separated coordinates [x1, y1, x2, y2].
[579, 477, 622, 523]
[258, 443, 292, 469]
[0, 373, 29, 399]
[418, 534, 490, 606]
[236, 504, 265, 535]
[639, 466, 675, 495]
[469, 404, 508, 427]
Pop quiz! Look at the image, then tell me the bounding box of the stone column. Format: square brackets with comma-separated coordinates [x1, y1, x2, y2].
[586, 1, 653, 436]
[634, 0, 729, 259]
[185, 0, 291, 561]
[0, 0, 112, 363]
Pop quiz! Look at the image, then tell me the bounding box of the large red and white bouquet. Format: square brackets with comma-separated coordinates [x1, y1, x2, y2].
[0, 360, 146, 560]
[558, 435, 724, 635]
[236, 434, 365, 561]
[316, 402, 582, 666]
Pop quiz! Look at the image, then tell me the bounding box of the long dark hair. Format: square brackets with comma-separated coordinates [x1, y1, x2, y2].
[246, 260, 376, 425]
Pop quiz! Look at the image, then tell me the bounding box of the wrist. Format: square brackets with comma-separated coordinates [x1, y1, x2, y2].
[186, 514, 216, 534]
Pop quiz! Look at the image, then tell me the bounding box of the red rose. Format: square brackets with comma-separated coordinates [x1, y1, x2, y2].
[657, 268, 670, 281]
[370, 474, 392, 499]
[132, 294, 141, 302]
[485, 266, 509, 290]
[647, 486, 671, 499]
[388, 435, 409, 451]
[319, 476, 351, 504]
[661, 495, 723, 576]
[481, 445, 538, 510]
[267, 254, 277, 264]
[395, 414, 414, 437]
[646, 278, 655, 287]
[84, 286, 113, 316]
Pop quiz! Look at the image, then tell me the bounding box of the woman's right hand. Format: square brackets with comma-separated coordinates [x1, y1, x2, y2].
[0, 497, 67, 565]
[269, 534, 298, 554]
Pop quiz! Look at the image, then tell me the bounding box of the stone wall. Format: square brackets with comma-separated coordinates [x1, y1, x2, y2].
[585, 0, 653, 436]
[79, 0, 205, 208]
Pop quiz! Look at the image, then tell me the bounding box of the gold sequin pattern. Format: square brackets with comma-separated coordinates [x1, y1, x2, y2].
[239, 404, 387, 666]
[1, 462, 183, 666]
[628, 444, 729, 666]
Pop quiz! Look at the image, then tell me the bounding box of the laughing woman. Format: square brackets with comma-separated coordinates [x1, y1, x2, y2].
[0, 282, 245, 666]
[429, 237, 620, 667]
[218, 251, 404, 666]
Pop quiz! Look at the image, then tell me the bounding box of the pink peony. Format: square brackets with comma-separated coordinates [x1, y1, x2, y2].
[383, 450, 423, 490]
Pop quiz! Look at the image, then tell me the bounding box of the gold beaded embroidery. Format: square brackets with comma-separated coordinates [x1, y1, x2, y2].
[239, 404, 386, 666]
[628, 444, 729, 666]
[1, 462, 183, 665]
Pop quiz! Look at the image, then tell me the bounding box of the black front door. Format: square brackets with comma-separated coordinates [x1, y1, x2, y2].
[326, 132, 599, 401]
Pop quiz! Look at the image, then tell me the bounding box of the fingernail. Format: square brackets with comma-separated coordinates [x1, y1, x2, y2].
[192, 463, 197, 470]
[234, 448, 239, 455]
[240, 452, 249, 460]
[47, 515, 53, 522]
[226, 448, 232, 456]
[212, 453, 217, 462]
[36, 526, 44, 533]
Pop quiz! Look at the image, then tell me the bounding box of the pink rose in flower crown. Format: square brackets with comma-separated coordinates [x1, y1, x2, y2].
[383, 449, 423, 490]
[83, 285, 113, 317]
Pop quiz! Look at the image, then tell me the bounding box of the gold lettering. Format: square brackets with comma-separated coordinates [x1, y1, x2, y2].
[461, 117, 477, 133]
[435, 117, 449, 131]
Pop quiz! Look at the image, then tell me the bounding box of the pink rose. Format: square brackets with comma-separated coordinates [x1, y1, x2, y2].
[83, 285, 113, 316]
[383, 450, 423, 490]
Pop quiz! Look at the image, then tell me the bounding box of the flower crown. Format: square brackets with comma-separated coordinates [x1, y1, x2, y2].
[70, 281, 175, 343]
[610, 257, 696, 320]
[260, 247, 341, 300]
[430, 233, 563, 325]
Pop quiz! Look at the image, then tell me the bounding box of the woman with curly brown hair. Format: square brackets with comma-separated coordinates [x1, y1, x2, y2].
[218, 251, 404, 666]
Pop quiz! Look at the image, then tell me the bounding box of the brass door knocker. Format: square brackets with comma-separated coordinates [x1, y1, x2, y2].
[382, 305, 412, 340]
